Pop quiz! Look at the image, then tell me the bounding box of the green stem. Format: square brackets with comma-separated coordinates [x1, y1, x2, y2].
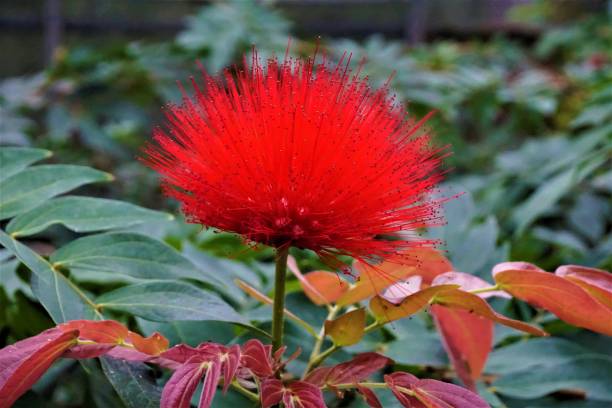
[271, 245, 290, 353]
[329, 382, 388, 390]
[469, 284, 501, 295]
[231, 381, 259, 402]
[303, 305, 339, 377]
[306, 319, 385, 372]
[308, 344, 339, 369]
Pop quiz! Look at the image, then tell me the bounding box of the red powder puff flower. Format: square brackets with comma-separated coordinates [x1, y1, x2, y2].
[144, 49, 447, 265]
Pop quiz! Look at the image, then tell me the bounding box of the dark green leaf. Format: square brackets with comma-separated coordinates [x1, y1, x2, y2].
[100, 357, 162, 408]
[0, 165, 112, 220]
[0, 147, 51, 182]
[96, 280, 248, 325]
[137, 318, 237, 346]
[493, 355, 612, 400]
[7, 196, 173, 237]
[0, 229, 102, 322]
[487, 338, 593, 374]
[50, 232, 218, 284]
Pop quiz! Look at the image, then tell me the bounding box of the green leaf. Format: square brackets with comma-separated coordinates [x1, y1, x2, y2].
[50, 232, 220, 284]
[0, 165, 112, 220]
[7, 196, 173, 237]
[0, 229, 102, 322]
[486, 338, 592, 374]
[493, 355, 612, 401]
[137, 318, 237, 346]
[384, 316, 448, 368]
[0, 147, 51, 182]
[100, 357, 162, 408]
[96, 280, 249, 325]
[0, 256, 32, 299]
[512, 168, 575, 235]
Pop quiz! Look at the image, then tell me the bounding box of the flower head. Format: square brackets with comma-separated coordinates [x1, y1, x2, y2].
[144, 49, 447, 264]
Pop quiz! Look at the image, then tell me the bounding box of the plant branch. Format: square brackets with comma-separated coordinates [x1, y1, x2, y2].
[271, 245, 290, 353]
[303, 305, 339, 377]
[305, 318, 386, 373]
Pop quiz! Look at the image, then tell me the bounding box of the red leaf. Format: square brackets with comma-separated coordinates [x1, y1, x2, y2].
[221, 345, 241, 393]
[64, 344, 116, 359]
[433, 289, 547, 336]
[0, 328, 78, 408]
[304, 352, 392, 387]
[198, 361, 222, 408]
[303, 271, 350, 305]
[357, 385, 383, 408]
[128, 331, 169, 355]
[555, 265, 612, 309]
[493, 267, 612, 336]
[431, 305, 493, 391]
[241, 339, 276, 378]
[59, 320, 128, 343]
[385, 372, 489, 408]
[58, 320, 169, 356]
[161, 362, 205, 408]
[261, 379, 325, 408]
[158, 344, 201, 369]
[288, 256, 349, 305]
[260, 379, 285, 408]
[160, 342, 240, 407]
[284, 381, 326, 408]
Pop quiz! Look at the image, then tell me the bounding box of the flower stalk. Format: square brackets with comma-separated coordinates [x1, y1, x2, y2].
[271, 245, 290, 353]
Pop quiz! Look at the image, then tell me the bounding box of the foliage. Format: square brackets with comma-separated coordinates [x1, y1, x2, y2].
[1, 146, 611, 408]
[1, 1, 611, 407]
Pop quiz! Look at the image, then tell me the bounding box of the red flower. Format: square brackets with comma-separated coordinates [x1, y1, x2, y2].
[144, 49, 446, 264]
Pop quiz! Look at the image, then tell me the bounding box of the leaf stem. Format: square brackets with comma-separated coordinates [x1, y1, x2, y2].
[329, 382, 388, 390]
[303, 305, 339, 377]
[271, 245, 290, 353]
[231, 381, 259, 402]
[469, 284, 501, 295]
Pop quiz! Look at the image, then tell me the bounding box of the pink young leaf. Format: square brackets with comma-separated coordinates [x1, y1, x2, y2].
[381, 276, 423, 304]
[432, 272, 510, 299]
[283, 381, 326, 408]
[304, 352, 392, 387]
[357, 385, 383, 408]
[221, 345, 241, 393]
[198, 360, 222, 408]
[160, 342, 238, 408]
[63, 344, 116, 359]
[242, 339, 276, 378]
[161, 361, 205, 408]
[261, 379, 326, 408]
[0, 328, 79, 408]
[261, 379, 285, 408]
[491, 262, 544, 276]
[385, 372, 490, 408]
[106, 347, 155, 362]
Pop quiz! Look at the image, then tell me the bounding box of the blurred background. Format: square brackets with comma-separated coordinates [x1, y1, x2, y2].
[1, 1, 611, 407]
[2, 0, 610, 271]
